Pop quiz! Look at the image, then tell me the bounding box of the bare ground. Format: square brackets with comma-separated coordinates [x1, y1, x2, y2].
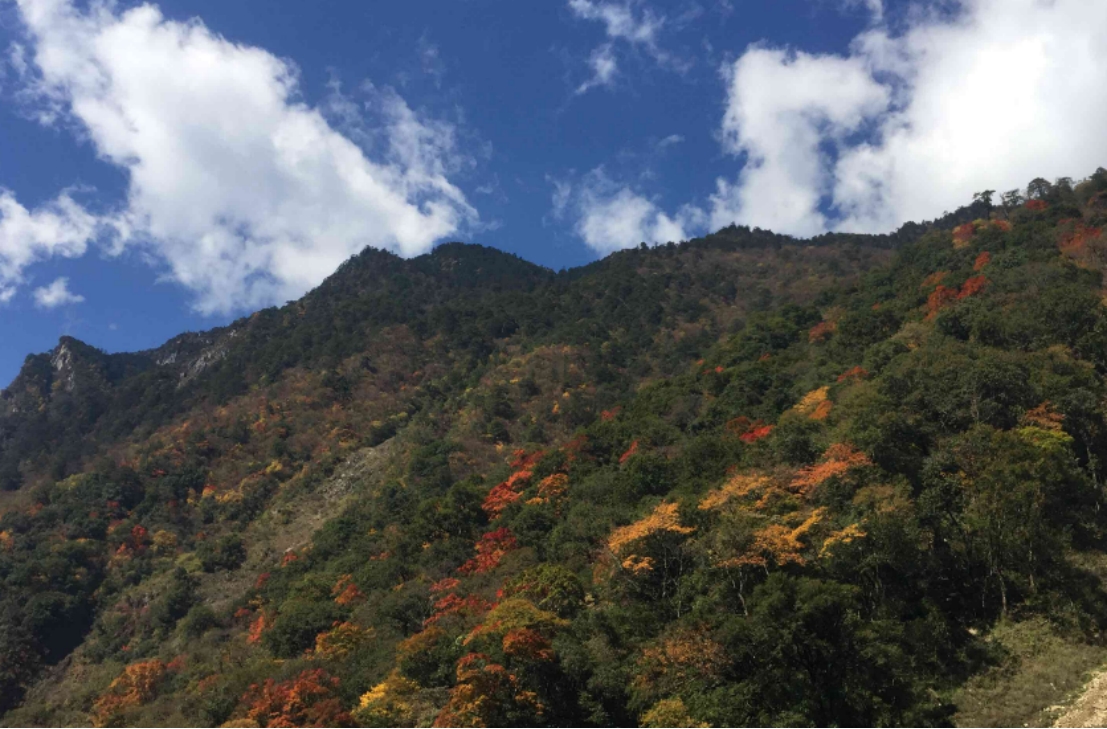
[196, 437, 401, 612]
[1055, 670, 1107, 728]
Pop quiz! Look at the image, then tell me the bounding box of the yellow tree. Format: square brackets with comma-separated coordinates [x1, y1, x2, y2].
[606, 502, 697, 613]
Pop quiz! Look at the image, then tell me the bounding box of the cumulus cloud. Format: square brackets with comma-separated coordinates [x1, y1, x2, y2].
[0, 189, 98, 303]
[33, 276, 84, 308]
[554, 169, 704, 254]
[10, 0, 477, 314]
[711, 48, 888, 236]
[568, 0, 685, 93]
[712, 0, 1107, 235]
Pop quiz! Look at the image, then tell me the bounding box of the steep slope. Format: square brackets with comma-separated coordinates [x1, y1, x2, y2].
[2, 170, 1107, 727]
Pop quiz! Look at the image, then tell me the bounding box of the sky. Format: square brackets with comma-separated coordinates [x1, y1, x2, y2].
[1, 0, 1107, 388]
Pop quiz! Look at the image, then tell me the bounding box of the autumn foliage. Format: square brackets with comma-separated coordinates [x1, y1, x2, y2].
[332, 574, 365, 605]
[926, 285, 959, 318]
[793, 386, 830, 419]
[952, 223, 976, 247]
[619, 440, 640, 463]
[247, 610, 273, 644]
[791, 443, 872, 496]
[527, 472, 569, 507]
[727, 416, 774, 443]
[237, 669, 352, 727]
[920, 270, 950, 289]
[698, 472, 774, 511]
[313, 622, 373, 660]
[633, 628, 728, 698]
[458, 527, 519, 574]
[608, 502, 695, 573]
[837, 366, 869, 383]
[91, 660, 168, 727]
[808, 320, 836, 343]
[482, 450, 543, 518]
[957, 275, 989, 299]
[425, 593, 495, 627]
[820, 523, 867, 557]
[926, 274, 988, 317]
[433, 653, 543, 727]
[355, 670, 423, 727]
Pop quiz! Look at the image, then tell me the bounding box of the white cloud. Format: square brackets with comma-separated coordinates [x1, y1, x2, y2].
[576, 44, 619, 94]
[568, 0, 663, 46]
[712, 0, 1107, 235]
[555, 169, 705, 254]
[711, 47, 888, 236]
[568, 0, 685, 93]
[0, 189, 98, 300]
[10, 0, 477, 314]
[657, 134, 684, 149]
[33, 276, 84, 308]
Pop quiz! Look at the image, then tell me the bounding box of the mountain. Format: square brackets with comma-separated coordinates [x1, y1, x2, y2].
[1, 170, 1107, 727]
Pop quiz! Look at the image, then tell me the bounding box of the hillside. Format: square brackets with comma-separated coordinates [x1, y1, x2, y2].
[2, 170, 1107, 727]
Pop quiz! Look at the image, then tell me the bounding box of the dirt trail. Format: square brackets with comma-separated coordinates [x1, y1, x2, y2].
[1055, 670, 1107, 727]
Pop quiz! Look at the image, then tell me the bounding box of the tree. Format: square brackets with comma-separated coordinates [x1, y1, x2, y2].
[1027, 177, 1053, 200]
[237, 669, 352, 727]
[91, 660, 168, 727]
[502, 564, 585, 618]
[433, 653, 544, 727]
[641, 698, 707, 728]
[607, 502, 695, 575]
[1001, 189, 1025, 212]
[631, 627, 728, 709]
[263, 599, 344, 658]
[972, 190, 995, 207]
[355, 670, 439, 728]
[458, 527, 519, 574]
[0, 618, 41, 714]
[946, 424, 1088, 615]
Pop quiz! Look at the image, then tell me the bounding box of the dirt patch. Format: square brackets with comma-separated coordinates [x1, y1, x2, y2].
[953, 619, 1107, 728]
[1055, 671, 1107, 728]
[196, 438, 400, 613]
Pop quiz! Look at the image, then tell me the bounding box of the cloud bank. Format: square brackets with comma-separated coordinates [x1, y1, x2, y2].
[717, 0, 1107, 236]
[564, 0, 1107, 250]
[6, 0, 476, 313]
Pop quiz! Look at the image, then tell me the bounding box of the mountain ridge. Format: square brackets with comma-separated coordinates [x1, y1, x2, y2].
[3, 170, 1107, 727]
[2, 198, 989, 403]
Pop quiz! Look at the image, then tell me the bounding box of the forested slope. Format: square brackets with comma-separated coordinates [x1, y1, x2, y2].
[2, 170, 1107, 727]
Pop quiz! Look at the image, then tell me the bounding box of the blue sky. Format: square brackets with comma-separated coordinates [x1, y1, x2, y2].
[2, 0, 1106, 388]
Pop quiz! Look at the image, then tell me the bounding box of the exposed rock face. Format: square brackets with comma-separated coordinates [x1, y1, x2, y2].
[50, 340, 79, 394]
[145, 328, 238, 386]
[0, 324, 242, 413]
